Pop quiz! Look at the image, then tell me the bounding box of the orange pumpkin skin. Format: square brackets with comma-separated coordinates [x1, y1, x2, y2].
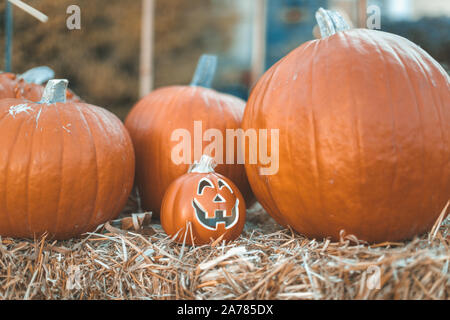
[0, 80, 135, 240]
[161, 156, 246, 245]
[125, 86, 253, 216]
[0, 73, 19, 99]
[243, 29, 450, 243]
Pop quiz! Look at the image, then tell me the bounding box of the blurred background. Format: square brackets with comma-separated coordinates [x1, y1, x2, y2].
[1, 0, 449, 119]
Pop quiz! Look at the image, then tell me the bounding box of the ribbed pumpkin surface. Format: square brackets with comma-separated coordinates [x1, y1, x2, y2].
[243, 29, 450, 242]
[0, 98, 135, 239]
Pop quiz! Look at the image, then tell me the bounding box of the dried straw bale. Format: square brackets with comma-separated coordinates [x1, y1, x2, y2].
[0, 198, 448, 300]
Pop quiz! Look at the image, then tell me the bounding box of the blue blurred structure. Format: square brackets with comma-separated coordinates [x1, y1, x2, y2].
[218, 0, 329, 100]
[381, 17, 450, 70]
[266, 0, 328, 67]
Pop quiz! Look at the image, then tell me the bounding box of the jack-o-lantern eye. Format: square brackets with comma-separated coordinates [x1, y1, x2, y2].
[197, 178, 214, 195]
[218, 179, 233, 194]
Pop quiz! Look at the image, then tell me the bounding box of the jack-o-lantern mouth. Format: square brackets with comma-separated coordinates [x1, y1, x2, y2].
[192, 197, 239, 231]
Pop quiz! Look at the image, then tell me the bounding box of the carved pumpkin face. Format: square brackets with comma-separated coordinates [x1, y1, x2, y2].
[161, 156, 246, 245]
[192, 176, 240, 231]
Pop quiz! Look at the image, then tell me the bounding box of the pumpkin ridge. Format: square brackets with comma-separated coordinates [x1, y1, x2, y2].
[340, 31, 367, 236]
[26, 105, 49, 236]
[153, 89, 177, 202]
[155, 88, 185, 210]
[363, 31, 400, 240]
[57, 104, 83, 236]
[283, 100, 309, 230]
[407, 42, 447, 158]
[281, 44, 317, 232]
[247, 69, 283, 225]
[251, 54, 288, 226]
[250, 53, 311, 225]
[75, 104, 100, 231]
[166, 177, 184, 235]
[93, 107, 129, 224]
[172, 175, 192, 239]
[71, 103, 96, 233]
[4, 116, 28, 235]
[51, 103, 66, 235]
[87, 108, 112, 226]
[308, 39, 326, 233]
[24, 104, 39, 236]
[84, 106, 120, 227]
[398, 39, 447, 219]
[101, 109, 124, 224]
[389, 40, 428, 229]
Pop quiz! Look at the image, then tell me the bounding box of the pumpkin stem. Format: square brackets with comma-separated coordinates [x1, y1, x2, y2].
[19, 66, 55, 85]
[190, 54, 218, 88]
[40, 79, 68, 104]
[315, 8, 350, 38]
[188, 155, 217, 173]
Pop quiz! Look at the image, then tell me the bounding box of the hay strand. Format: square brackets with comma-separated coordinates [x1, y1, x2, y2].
[0, 202, 448, 300]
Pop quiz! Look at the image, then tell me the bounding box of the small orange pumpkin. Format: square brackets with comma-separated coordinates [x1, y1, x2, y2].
[0, 79, 135, 240]
[161, 155, 246, 245]
[13, 81, 82, 103]
[0, 68, 82, 102]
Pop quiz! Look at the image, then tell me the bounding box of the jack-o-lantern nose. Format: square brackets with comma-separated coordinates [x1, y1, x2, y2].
[213, 194, 226, 203]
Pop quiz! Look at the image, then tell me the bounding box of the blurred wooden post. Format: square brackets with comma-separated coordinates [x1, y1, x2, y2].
[140, 0, 155, 97]
[5, 1, 13, 72]
[250, 0, 267, 87]
[357, 0, 367, 28]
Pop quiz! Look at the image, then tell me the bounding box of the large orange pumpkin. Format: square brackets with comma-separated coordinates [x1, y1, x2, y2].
[161, 155, 246, 245]
[242, 9, 450, 243]
[0, 79, 135, 239]
[125, 55, 253, 216]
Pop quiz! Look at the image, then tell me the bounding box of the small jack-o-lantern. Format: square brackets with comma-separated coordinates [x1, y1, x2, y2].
[161, 155, 246, 245]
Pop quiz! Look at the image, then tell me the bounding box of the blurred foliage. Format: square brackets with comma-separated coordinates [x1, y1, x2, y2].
[0, 0, 237, 118]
